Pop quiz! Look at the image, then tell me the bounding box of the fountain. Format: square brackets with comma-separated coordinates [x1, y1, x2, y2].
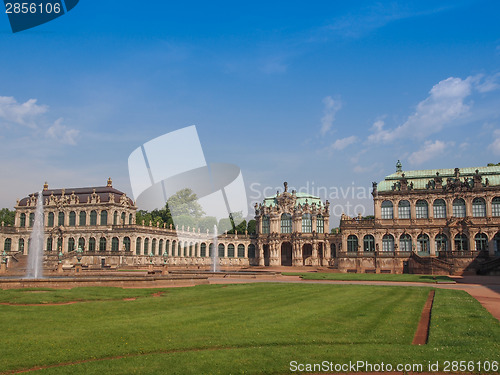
[211, 224, 219, 272]
[26, 190, 44, 279]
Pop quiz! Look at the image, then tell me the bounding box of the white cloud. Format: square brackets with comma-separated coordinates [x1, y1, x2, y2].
[320, 96, 342, 135]
[0, 96, 48, 128]
[331, 135, 357, 150]
[46, 118, 79, 146]
[488, 129, 500, 156]
[408, 140, 451, 165]
[476, 73, 500, 93]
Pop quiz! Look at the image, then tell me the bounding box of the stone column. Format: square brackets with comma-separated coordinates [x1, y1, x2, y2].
[311, 241, 319, 266]
[258, 244, 264, 266]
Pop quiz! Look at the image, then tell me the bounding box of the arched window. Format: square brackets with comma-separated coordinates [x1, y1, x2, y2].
[281, 213, 292, 233]
[262, 215, 270, 234]
[492, 197, 500, 217]
[347, 235, 358, 252]
[68, 237, 75, 252]
[112, 237, 119, 252]
[19, 213, 26, 227]
[382, 234, 394, 252]
[158, 239, 163, 255]
[165, 240, 170, 256]
[381, 201, 393, 219]
[178, 242, 182, 256]
[330, 243, 336, 258]
[472, 198, 486, 217]
[398, 200, 411, 219]
[123, 237, 131, 252]
[208, 243, 213, 257]
[78, 237, 85, 251]
[184, 243, 188, 257]
[129, 213, 133, 224]
[144, 238, 149, 255]
[416, 200, 428, 219]
[189, 243, 193, 257]
[495, 232, 500, 254]
[218, 243, 225, 257]
[69, 211, 76, 226]
[57, 237, 62, 252]
[200, 243, 207, 257]
[113, 211, 118, 225]
[435, 234, 448, 252]
[363, 235, 375, 252]
[248, 244, 256, 258]
[89, 237, 96, 252]
[58, 211, 64, 226]
[302, 214, 312, 233]
[152, 239, 157, 255]
[48, 212, 54, 227]
[228, 244, 235, 257]
[453, 198, 466, 217]
[194, 243, 198, 257]
[399, 234, 412, 252]
[317, 215, 324, 233]
[4, 238, 12, 251]
[29, 213, 34, 227]
[46, 237, 53, 252]
[79, 211, 86, 226]
[99, 237, 106, 252]
[136, 238, 142, 255]
[475, 233, 488, 251]
[172, 241, 177, 256]
[454, 234, 468, 251]
[417, 234, 430, 253]
[18, 238, 24, 253]
[90, 210, 97, 225]
[433, 199, 446, 219]
[100, 210, 108, 226]
[237, 244, 245, 258]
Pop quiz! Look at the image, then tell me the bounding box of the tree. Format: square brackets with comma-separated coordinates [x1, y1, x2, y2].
[487, 162, 500, 166]
[247, 220, 256, 235]
[167, 188, 204, 218]
[0, 208, 15, 226]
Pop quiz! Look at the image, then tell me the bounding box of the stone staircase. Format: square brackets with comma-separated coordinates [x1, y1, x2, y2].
[477, 257, 500, 275]
[408, 253, 454, 275]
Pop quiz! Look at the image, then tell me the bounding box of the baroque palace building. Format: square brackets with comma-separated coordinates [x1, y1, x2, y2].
[0, 163, 499, 274]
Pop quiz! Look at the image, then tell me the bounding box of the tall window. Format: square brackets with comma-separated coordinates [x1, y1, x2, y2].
[317, 215, 324, 233]
[124, 237, 131, 252]
[495, 232, 500, 254]
[79, 211, 86, 226]
[248, 244, 256, 258]
[68, 237, 75, 252]
[472, 198, 486, 217]
[302, 214, 312, 233]
[200, 243, 206, 257]
[218, 243, 225, 257]
[121, 212, 126, 224]
[78, 238, 85, 251]
[144, 238, 149, 255]
[417, 234, 430, 253]
[69, 211, 76, 226]
[453, 198, 466, 217]
[228, 244, 235, 257]
[382, 234, 394, 251]
[330, 243, 336, 258]
[363, 235, 375, 252]
[281, 213, 292, 233]
[136, 238, 141, 255]
[454, 234, 468, 251]
[99, 237, 106, 252]
[398, 200, 411, 219]
[19, 213, 26, 227]
[46, 237, 53, 252]
[493, 197, 500, 217]
[433, 199, 446, 219]
[262, 215, 270, 234]
[399, 234, 412, 252]
[89, 237, 96, 252]
[165, 240, 170, 256]
[152, 239, 157, 255]
[415, 200, 428, 219]
[475, 233, 488, 251]
[112, 237, 119, 252]
[90, 210, 97, 225]
[238, 244, 245, 258]
[172, 241, 177, 256]
[48, 212, 54, 227]
[18, 238, 24, 253]
[29, 213, 35, 227]
[381, 200, 393, 219]
[347, 235, 358, 252]
[4, 238, 11, 251]
[158, 239, 163, 255]
[129, 213, 133, 224]
[100, 210, 108, 226]
[58, 212, 64, 226]
[435, 234, 448, 252]
[113, 211, 118, 225]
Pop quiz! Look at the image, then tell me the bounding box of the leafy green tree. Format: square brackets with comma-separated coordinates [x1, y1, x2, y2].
[167, 188, 204, 218]
[198, 216, 218, 232]
[487, 162, 500, 166]
[0, 208, 15, 226]
[247, 219, 256, 235]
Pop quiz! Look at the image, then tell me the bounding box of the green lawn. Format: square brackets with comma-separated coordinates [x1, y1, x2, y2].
[282, 272, 454, 283]
[0, 284, 498, 374]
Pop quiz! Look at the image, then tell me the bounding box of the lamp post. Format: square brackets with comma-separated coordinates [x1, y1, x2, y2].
[0, 250, 7, 274]
[57, 246, 63, 274]
[75, 246, 83, 275]
[162, 250, 168, 275]
[148, 252, 154, 273]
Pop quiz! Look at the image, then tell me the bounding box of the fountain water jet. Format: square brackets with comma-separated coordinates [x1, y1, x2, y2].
[26, 190, 44, 279]
[211, 224, 219, 272]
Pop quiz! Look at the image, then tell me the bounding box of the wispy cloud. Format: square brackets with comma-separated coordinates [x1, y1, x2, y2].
[46, 118, 79, 146]
[331, 135, 357, 151]
[0, 96, 48, 128]
[408, 140, 452, 165]
[320, 96, 342, 135]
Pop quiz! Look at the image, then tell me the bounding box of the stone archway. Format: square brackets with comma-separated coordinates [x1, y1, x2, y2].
[263, 244, 270, 266]
[302, 244, 312, 266]
[281, 242, 292, 266]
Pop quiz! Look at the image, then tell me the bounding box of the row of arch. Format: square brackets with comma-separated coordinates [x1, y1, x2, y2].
[18, 210, 134, 228]
[380, 197, 500, 219]
[262, 214, 325, 234]
[345, 232, 500, 253]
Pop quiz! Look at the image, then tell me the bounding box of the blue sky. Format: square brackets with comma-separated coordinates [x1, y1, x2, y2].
[1, 1, 499, 224]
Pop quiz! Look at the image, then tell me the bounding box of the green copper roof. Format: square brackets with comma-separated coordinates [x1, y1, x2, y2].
[378, 165, 500, 192]
[262, 192, 323, 207]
